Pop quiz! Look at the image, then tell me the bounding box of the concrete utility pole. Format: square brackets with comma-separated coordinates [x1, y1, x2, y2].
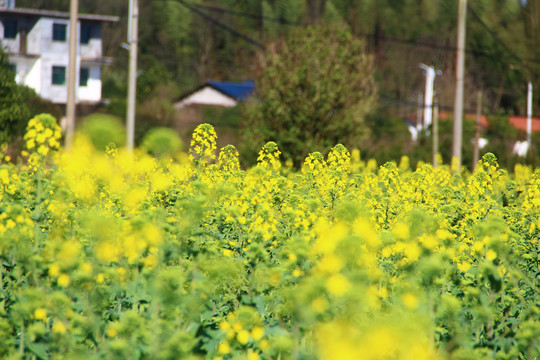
[419, 64, 436, 131]
[65, 0, 78, 151]
[433, 102, 439, 167]
[452, 0, 467, 169]
[472, 90, 482, 170]
[527, 82, 533, 153]
[416, 92, 423, 134]
[126, 0, 139, 153]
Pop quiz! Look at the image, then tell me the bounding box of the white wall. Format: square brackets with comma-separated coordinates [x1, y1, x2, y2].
[78, 65, 101, 102]
[176, 87, 238, 108]
[8, 54, 41, 91]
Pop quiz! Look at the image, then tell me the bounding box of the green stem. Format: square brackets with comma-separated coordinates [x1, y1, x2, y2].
[33, 165, 43, 252]
[19, 321, 25, 355]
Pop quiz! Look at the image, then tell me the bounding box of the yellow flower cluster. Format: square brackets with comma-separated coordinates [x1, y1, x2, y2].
[218, 144, 241, 173]
[23, 113, 62, 156]
[216, 308, 267, 360]
[190, 123, 218, 165]
[257, 141, 281, 171]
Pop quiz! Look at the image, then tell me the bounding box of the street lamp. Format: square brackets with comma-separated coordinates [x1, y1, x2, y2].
[419, 64, 440, 132]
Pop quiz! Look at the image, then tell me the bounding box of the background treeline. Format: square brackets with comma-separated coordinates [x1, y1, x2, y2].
[12, 0, 540, 169]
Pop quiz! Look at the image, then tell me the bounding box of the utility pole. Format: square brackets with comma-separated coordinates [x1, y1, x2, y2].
[472, 90, 482, 171]
[126, 0, 138, 153]
[433, 101, 439, 167]
[416, 92, 423, 135]
[452, 0, 467, 169]
[419, 64, 436, 131]
[65, 0, 78, 151]
[527, 81, 533, 154]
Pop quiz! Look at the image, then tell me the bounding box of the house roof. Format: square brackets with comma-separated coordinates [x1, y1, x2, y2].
[0, 7, 119, 22]
[207, 80, 255, 101]
[175, 80, 256, 107]
[508, 116, 540, 133]
[436, 112, 540, 133]
[438, 112, 489, 127]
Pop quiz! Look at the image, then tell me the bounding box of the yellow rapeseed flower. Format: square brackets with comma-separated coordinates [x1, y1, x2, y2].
[57, 274, 70, 287]
[34, 308, 47, 321]
[52, 321, 67, 334]
[311, 297, 329, 313]
[237, 329, 250, 344]
[326, 274, 350, 296]
[402, 292, 419, 309]
[251, 326, 265, 341]
[49, 264, 60, 277]
[217, 342, 230, 354]
[486, 249, 497, 261]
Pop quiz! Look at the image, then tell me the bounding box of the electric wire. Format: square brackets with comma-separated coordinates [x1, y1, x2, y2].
[177, 0, 265, 50]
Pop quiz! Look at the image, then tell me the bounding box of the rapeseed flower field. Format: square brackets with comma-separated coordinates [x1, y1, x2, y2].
[0, 114, 539, 359]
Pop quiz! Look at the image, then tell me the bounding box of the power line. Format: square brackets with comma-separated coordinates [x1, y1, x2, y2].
[186, 1, 540, 66]
[188, 1, 303, 26]
[177, 0, 264, 50]
[378, 94, 537, 118]
[358, 33, 540, 64]
[467, 4, 539, 77]
[467, 5, 521, 63]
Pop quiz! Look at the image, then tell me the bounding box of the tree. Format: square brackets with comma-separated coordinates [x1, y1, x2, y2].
[0, 48, 31, 144]
[241, 23, 377, 166]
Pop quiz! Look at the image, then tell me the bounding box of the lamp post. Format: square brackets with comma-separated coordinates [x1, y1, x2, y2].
[419, 64, 437, 131]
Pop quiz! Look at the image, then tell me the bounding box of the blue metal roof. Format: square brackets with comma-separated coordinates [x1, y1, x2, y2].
[207, 80, 255, 101]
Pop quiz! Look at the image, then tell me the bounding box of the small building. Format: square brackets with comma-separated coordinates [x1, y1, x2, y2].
[0, 2, 118, 105]
[174, 80, 255, 149]
[508, 116, 540, 133]
[175, 80, 256, 109]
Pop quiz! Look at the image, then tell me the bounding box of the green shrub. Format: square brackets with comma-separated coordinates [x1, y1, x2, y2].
[142, 127, 183, 157]
[79, 113, 125, 151]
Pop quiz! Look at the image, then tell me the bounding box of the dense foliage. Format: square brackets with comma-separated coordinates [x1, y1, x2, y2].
[0, 49, 62, 146]
[241, 24, 376, 166]
[1, 116, 539, 359]
[0, 48, 31, 144]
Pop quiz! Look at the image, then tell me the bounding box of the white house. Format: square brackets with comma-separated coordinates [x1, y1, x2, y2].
[175, 80, 256, 109]
[0, 2, 118, 105]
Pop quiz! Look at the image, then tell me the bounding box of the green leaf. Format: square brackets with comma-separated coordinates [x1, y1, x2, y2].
[26, 341, 49, 360]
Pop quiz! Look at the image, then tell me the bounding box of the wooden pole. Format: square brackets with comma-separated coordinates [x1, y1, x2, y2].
[65, 0, 78, 151]
[452, 0, 467, 169]
[126, 0, 138, 153]
[527, 82, 533, 154]
[433, 102, 439, 167]
[472, 90, 482, 171]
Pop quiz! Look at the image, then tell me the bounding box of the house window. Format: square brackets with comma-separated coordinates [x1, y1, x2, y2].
[52, 23, 67, 41]
[52, 66, 66, 85]
[80, 23, 91, 44]
[79, 67, 89, 86]
[3, 19, 17, 39]
[7, 63, 16, 73]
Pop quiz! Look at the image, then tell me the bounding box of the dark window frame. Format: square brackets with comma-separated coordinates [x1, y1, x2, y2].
[79, 67, 89, 87]
[52, 23, 67, 41]
[3, 19, 18, 39]
[52, 66, 66, 85]
[80, 22, 91, 44]
[7, 63, 16, 73]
